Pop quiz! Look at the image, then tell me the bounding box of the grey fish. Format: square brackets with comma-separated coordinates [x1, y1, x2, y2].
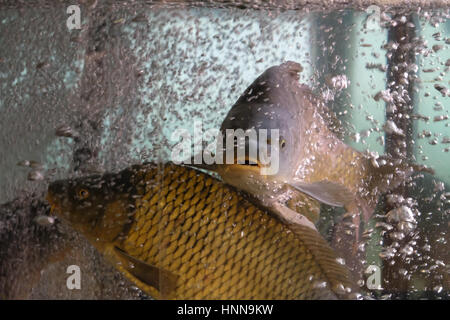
[192, 61, 433, 270]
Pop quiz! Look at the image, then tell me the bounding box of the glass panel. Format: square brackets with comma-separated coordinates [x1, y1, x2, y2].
[0, 1, 448, 300]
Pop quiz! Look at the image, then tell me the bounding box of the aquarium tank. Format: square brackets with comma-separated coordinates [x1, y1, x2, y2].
[0, 0, 448, 300]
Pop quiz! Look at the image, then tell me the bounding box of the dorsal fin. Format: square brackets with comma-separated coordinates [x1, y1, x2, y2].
[288, 224, 360, 299]
[295, 83, 345, 140]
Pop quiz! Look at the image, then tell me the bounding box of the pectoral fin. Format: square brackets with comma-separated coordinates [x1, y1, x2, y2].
[113, 246, 178, 298]
[271, 202, 317, 231]
[288, 180, 354, 207]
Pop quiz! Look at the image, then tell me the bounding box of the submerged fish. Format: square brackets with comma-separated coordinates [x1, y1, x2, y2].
[192, 61, 432, 268]
[47, 163, 358, 299]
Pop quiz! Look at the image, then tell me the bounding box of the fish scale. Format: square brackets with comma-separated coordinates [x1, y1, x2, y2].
[47, 163, 358, 299]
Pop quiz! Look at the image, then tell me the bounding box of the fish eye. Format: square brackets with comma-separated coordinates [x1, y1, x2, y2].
[280, 137, 286, 149]
[78, 188, 90, 199]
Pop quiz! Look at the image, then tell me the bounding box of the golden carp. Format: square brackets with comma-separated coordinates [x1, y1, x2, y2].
[47, 163, 358, 299]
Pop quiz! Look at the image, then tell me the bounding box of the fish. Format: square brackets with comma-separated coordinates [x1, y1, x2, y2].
[47, 162, 359, 300]
[190, 61, 433, 271]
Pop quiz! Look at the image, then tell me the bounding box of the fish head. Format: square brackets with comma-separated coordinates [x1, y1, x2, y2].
[47, 170, 137, 242]
[217, 106, 300, 202]
[217, 61, 328, 194]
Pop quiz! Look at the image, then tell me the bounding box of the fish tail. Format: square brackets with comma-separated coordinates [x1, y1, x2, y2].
[368, 155, 434, 192]
[331, 155, 434, 278]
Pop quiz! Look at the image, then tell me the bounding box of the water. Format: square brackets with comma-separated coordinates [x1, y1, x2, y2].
[0, 1, 448, 299]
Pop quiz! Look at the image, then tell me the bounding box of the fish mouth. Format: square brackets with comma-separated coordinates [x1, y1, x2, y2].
[230, 153, 266, 174]
[227, 136, 279, 176]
